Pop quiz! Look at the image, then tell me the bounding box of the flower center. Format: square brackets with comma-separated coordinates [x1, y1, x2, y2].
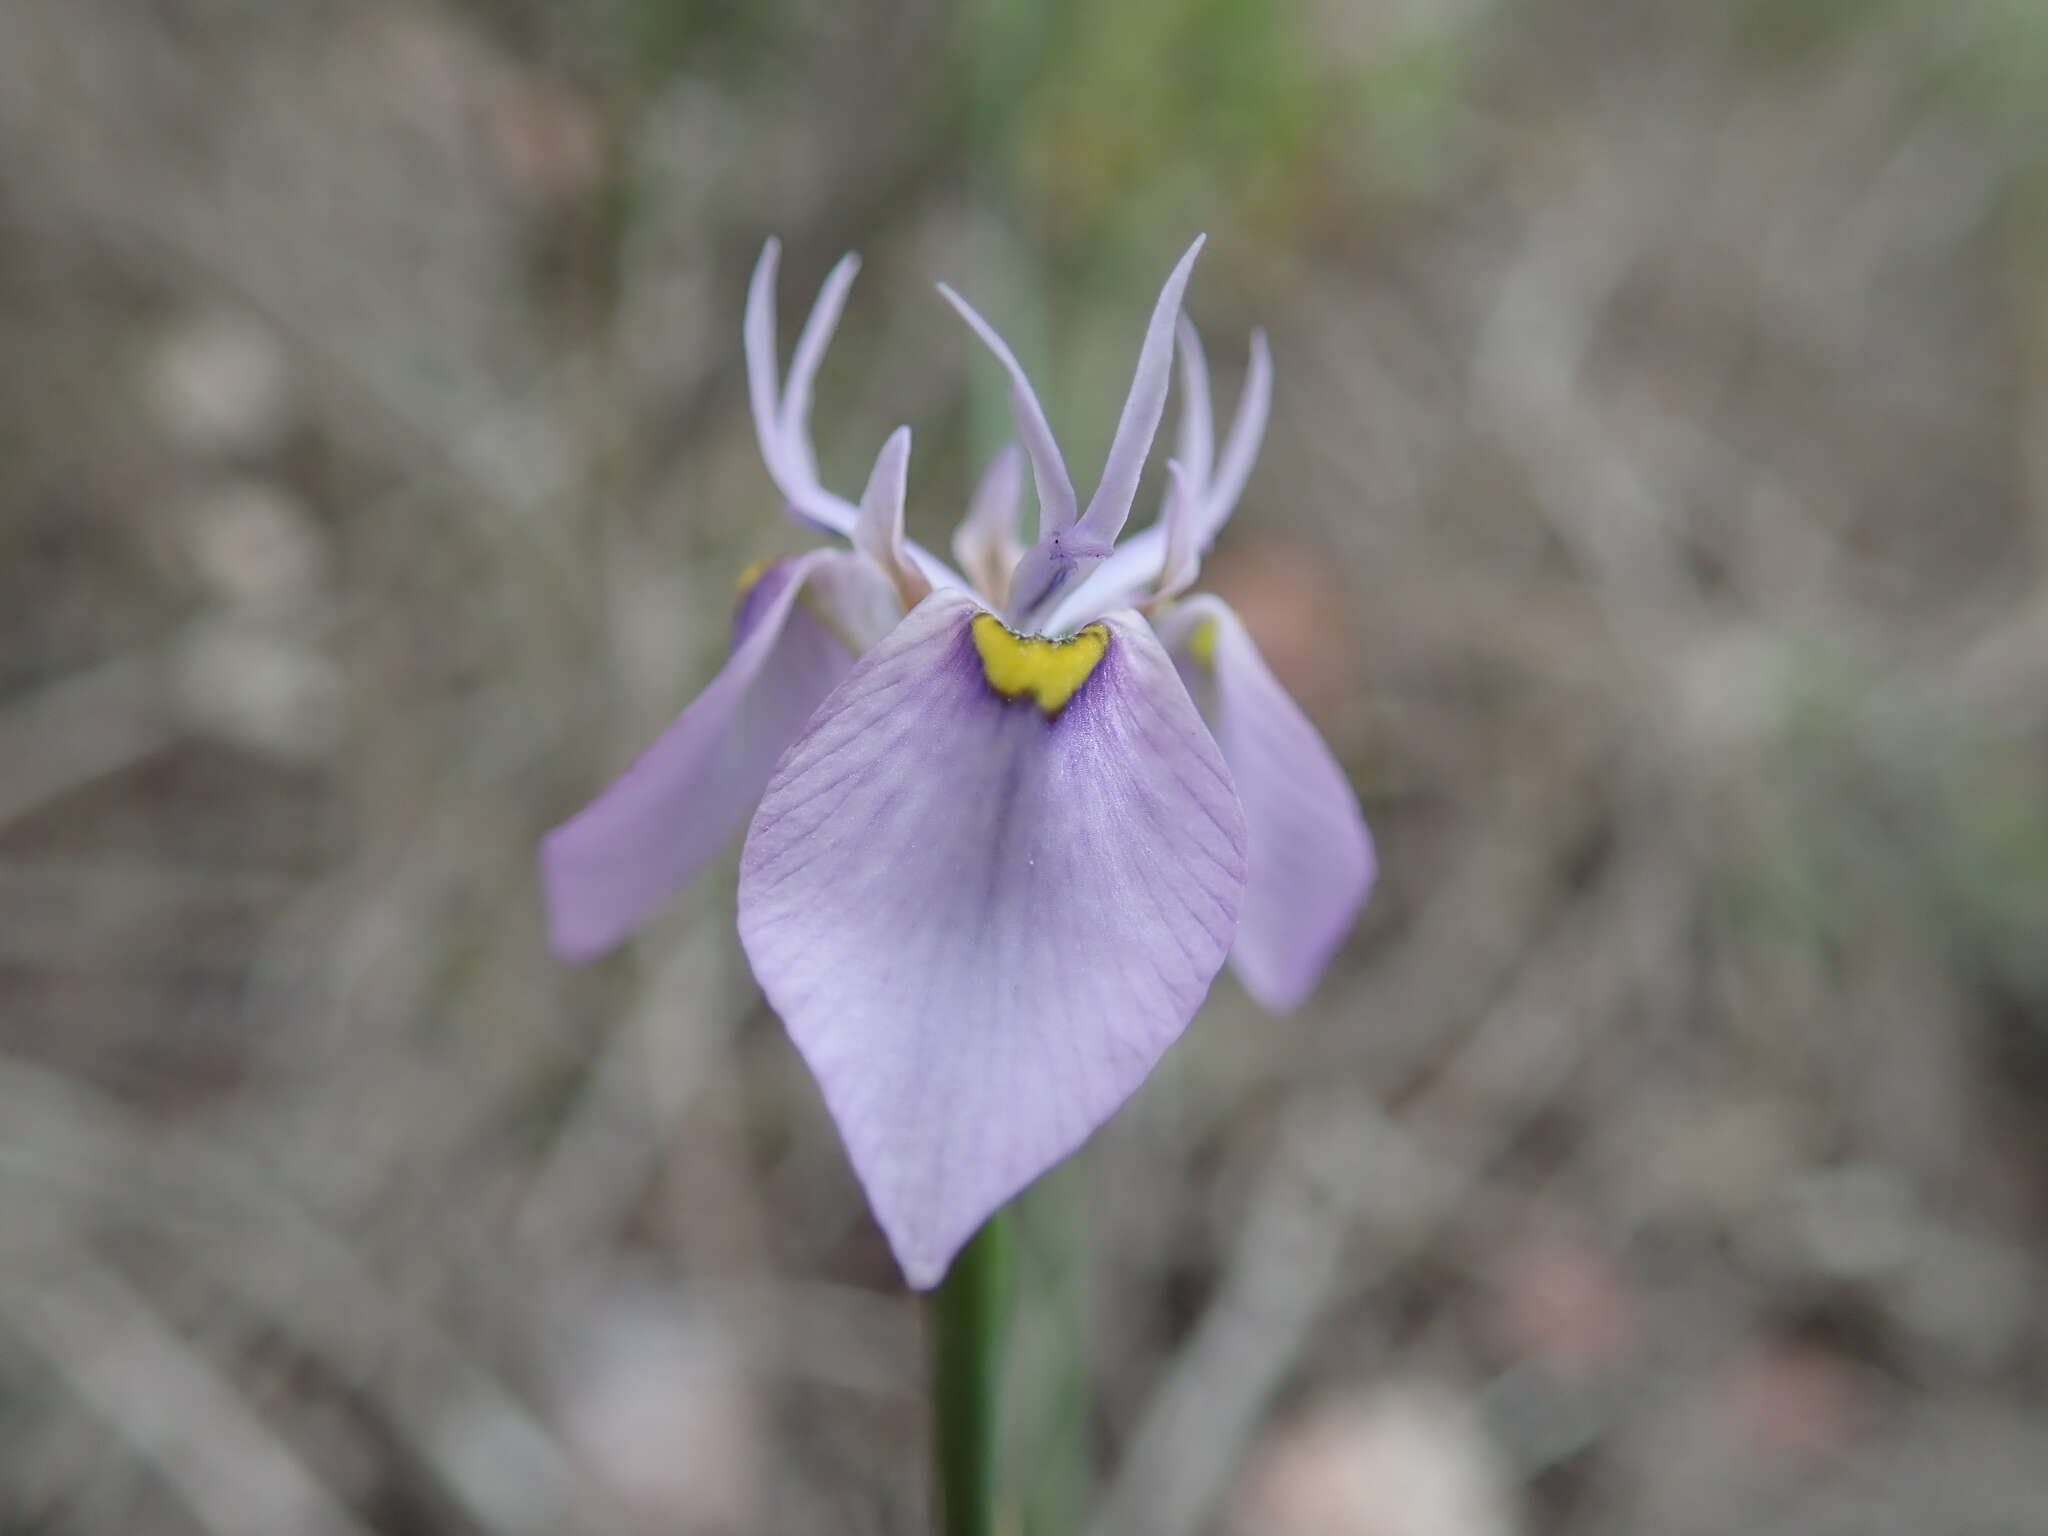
[970, 613, 1109, 716]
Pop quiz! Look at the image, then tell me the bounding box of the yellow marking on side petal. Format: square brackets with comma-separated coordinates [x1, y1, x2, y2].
[971, 613, 1110, 716]
[1186, 615, 1219, 670]
[735, 556, 775, 598]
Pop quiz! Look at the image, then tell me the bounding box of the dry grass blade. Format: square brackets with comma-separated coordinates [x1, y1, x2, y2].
[1091, 848, 1691, 1536]
[0, 1253, 371, 1536]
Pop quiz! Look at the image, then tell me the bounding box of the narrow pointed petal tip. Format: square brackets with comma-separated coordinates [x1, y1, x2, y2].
[954, 442, 1027, 607]
[737, 588, 1247, 1287]
[1166, 597, 1374, 1012]
[1041, 321, 1272, 635]
[853, 426, 930, 609]
[539, 551, 889, 962]
[937, 282, 1078, 537]
[741, 241, 967, 591]
[779, 252, 862, 480]
[1076, 235, 1206, 549]
[743, 240, 783, 472]
[1153, 459, 1202, 603]
[1203, 329, 1273, 543]
[1172, 315, 1216, 494]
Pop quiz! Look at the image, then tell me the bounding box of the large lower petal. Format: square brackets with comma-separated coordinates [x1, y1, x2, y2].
[1161, 596, 1374, 1011]
[737, 589, 1246, 1287]
[541, 551, 892, 961]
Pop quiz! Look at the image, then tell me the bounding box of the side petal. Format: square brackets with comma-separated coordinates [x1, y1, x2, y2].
[541, 551, 890, 961]
[737, 589, 1246, 1286]
[1160, 596, 1374, 1011]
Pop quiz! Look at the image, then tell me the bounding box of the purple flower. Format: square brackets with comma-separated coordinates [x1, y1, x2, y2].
[541, 238, 1375, 1286]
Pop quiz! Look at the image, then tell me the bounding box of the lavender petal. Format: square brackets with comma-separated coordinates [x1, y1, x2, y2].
[853, 426, 931, 608]
[737, 589, 1246, 1286]
[780, 252, 863, 485]
[540, 551, 890, 960]
[1073, 236, 1204, 548]
[938, 283, 1079, 536]
[1173, 315, 1216, 497]
[1161, 596, 1373, 1011]
[1046, 329, 1273, 632]
[952, 442, 1026, 609]
[1202, 328, 1271, 544]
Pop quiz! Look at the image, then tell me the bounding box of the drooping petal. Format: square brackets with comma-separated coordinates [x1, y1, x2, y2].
[737, 588, 1247, 1286]
[541, 551, 893, 961]
[937, 283, 1079, 536]
[1072, 235, 1204, 548]
[953, 441, 1026, 608]
[852, 427, 931, 609]
[1159, 596, 1373, 1011]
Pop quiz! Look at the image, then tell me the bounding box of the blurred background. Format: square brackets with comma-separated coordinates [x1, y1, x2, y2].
[3, 1, 2047, 1532]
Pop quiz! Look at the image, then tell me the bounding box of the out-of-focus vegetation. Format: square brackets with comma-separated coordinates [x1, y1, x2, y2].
[2, 1, 2046, 1533]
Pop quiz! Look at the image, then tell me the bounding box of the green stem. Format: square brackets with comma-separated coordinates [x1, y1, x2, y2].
[930, 1209, 1015, 1536]
[1015, 1171, 1092, 1535]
